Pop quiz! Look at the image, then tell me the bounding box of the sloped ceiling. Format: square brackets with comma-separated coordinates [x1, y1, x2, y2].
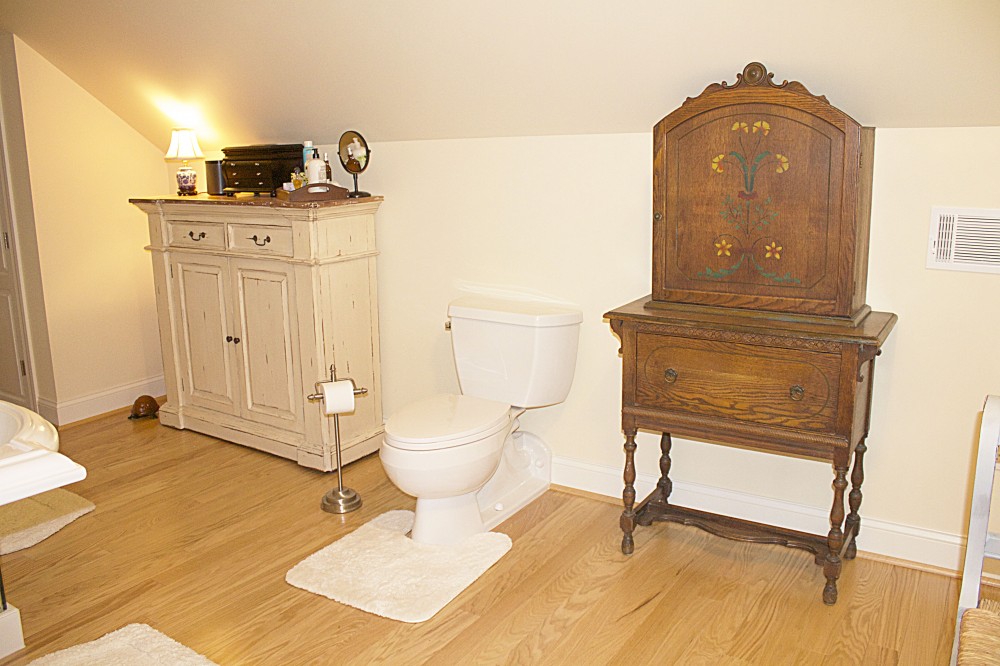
[1, 0, 998, 153]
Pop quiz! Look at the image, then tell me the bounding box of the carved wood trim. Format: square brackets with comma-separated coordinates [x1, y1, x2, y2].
[636, 322, 844, 353]
[687, 62, 830, 104]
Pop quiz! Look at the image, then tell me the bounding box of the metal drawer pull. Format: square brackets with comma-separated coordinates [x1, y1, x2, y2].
[664, 368, 678, 384]
[789, 385, 805, 401]
[248, 235, 271, 246]
[188, 231, 206, 241]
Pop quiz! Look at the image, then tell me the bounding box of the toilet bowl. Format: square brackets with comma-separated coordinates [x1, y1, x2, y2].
[381, 394, 515, 544]
[380, 295, 582, 546]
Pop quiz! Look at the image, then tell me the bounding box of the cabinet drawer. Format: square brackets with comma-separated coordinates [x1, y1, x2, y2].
[634, 332, 840, 432]
[167, 221, 225, 249]
[227, 225, 293, 256]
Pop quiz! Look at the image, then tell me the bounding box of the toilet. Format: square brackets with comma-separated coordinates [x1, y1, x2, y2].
[380, 295, 582, 545]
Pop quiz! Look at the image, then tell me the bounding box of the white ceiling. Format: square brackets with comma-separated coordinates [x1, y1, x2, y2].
[1, 1, 998, 153]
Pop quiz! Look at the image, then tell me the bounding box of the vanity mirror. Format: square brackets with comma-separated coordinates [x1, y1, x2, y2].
[338, 130, 371, 198]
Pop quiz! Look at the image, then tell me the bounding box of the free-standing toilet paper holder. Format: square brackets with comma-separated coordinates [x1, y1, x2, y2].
[307, 374, 368, 514]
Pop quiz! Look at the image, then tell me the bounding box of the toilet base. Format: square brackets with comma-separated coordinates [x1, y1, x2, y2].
[407, 430, 552, 545]
[477, 430, 551, 530]
[412, 492, 484, 545]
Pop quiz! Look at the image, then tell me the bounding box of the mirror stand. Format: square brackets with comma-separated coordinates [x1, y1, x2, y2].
[349, 173, 370, 198]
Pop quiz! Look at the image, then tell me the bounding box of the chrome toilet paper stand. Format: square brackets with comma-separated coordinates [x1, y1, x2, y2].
[307, 375, 367, 514]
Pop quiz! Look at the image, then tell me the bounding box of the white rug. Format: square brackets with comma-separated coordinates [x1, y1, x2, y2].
[28, 623, 216, 665]
[0, 489, 94, 555]
[286, 510, 512, 623]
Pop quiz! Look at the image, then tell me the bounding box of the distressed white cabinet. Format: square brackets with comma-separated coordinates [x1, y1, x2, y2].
[131, 195, 384, 471]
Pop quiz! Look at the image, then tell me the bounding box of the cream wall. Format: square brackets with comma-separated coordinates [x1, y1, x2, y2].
[358, 127, 1000, 568]
[12, 37, 166, 422]
[8, 35, 999, 567]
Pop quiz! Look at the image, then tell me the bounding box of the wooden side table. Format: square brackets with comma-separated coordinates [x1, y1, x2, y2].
[607, 297, 895, 604]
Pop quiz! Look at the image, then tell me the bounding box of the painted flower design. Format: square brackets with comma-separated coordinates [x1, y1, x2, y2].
[753, 120, 770, 135]
[716, 239, 733, 256]
[774, 154, 789, 173]
[731, 121, 749, 133]
[711, 154, 726, 173]
[764, 241, 782, 259]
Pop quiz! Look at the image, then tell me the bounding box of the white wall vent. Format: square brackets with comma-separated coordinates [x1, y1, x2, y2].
[927, 207, 1000, 274]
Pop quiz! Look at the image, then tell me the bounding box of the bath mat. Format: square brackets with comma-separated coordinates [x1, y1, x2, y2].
[28, 623, 216, 665]
[0, 489, 94, 555]
[286, 510, 511, 623]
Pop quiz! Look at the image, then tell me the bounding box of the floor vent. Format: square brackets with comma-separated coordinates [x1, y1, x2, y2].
[927, 207, 1000, 274]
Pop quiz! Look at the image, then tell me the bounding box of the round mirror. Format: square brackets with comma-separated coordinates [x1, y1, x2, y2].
[338, 131, 371, 197]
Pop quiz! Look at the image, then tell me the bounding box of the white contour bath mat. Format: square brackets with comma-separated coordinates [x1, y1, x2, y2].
[0, 489, 94, 555]
[28, 623, 217, 665]
[285, 510, 512, 623]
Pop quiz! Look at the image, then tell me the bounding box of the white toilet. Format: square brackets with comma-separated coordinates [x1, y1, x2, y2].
[380, 295, 582, 545]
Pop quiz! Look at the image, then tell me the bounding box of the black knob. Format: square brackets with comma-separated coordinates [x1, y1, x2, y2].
[233, 337, 241, 344]
[226, 335, 233, 342]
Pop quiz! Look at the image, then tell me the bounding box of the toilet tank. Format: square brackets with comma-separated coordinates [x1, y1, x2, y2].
[448, 296, 582, 408]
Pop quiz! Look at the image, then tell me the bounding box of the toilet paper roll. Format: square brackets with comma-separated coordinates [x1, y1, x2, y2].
[318, 380, 356, 415]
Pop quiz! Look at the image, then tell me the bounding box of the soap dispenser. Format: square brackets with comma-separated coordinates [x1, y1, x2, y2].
[306, 149, 325, 184]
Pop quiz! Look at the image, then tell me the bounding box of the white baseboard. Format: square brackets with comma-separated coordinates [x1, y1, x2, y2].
[39, 375, 166, 426]
[552, 455, 965, 572]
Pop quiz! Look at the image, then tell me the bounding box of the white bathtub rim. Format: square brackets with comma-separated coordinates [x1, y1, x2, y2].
[0, 400, 59, 452]
[0, 401, 84, 506]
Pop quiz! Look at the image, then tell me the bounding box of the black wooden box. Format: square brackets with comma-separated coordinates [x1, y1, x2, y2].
[222, 144, 303, 196]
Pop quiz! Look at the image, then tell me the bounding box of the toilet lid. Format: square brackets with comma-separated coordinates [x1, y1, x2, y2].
[384, 394, 511, 451]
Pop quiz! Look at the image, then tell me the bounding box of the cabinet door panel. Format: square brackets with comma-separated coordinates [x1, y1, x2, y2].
[173, 255, 238, 413]
[232, 259, 303, 431]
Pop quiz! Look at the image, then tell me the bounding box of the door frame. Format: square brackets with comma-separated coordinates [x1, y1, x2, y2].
[0, 102, 35, 410]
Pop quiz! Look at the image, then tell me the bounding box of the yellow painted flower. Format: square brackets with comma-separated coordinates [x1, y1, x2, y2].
[731, 121, 748, 133]
[753, 120, 770, 135]
[715, 239, 733, 257]
[711, 154, 726, 173]
[765, 242, 782, 259]
[774, 154, 790, 173]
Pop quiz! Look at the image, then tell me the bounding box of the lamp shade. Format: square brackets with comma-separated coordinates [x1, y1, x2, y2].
[164, 128, 203, 161]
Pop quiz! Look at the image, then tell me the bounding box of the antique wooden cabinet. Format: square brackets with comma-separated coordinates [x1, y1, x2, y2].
[132, 195, 383, 471]
[606, 63, 896, 604]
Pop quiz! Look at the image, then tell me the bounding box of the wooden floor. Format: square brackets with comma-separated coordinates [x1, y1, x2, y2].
[0, 409, 967, 665]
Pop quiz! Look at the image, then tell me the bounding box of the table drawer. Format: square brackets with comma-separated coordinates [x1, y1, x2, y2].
[167, 221, 225, 249]
[227, 224, 293, 256]
[634, 332, 840, 432]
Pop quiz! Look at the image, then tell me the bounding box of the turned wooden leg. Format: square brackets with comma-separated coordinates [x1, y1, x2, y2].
[657, 432, 673, 503]
[823, 464, 849, 604]
[844, 440, 867, 560]
[621, 431, 638, 555]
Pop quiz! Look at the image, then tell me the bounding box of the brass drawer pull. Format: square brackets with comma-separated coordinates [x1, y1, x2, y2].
[664, 368, 678, 384]
[188, 231, 206, 241]
[789, 385, 805, 401]
[248, 235, 271, 247]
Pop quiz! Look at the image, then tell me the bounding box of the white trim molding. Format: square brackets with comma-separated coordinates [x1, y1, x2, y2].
[552, 455, 966, 572]
[42, 375, 166, 426]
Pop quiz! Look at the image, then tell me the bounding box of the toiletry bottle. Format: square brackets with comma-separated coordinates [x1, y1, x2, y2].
[302, 141, 314, 169]
[323, 153, 333, 183]
[306, 149, 325, 184]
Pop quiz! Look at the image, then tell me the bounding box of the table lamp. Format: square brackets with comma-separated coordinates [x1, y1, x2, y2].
[164, 128, 203, 196]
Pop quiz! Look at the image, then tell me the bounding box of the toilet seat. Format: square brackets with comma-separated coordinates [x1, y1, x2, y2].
[384, 394, 511, 452]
